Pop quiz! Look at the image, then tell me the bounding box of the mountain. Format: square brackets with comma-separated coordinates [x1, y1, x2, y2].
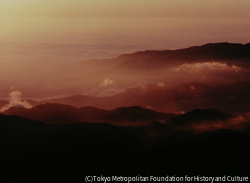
[114, 42, 250, 70]
[0, 99, 8, 109]
[1, 113, 250, 182]
[77, 43, 250, 87]
[166, 108, 236, 130]
[218, 81, 250, 96]
[104, 106, 175, 125]
[2, 103, 175, 125]
[2, 103, 80, 124]
[2, 102, 246, 131]
[0, 113, 46, 145]
[40, 94, 108, 108]
[37, 82, 208, 113]
[35, 81, 250, 115]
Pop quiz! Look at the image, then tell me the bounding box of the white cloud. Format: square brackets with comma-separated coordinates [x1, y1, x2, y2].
[178, 62, 244, 73]
[0, 91, 32, 112]
[100, 78, 114, 87]
[172, 62, 249, 84]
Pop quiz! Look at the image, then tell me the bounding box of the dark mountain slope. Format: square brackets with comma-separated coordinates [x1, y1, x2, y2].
[166, 108, 235, 130]
[2, 103, 80, 124]
[2, 104, 175, 125]
[151, 128, 250, 176]
[34, 81, 249, 115]
[218, 80, 250, 95]
[115, 42, 250, 70]
[1, 115, 250, 182]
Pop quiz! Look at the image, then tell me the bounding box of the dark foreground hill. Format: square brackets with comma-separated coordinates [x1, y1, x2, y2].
[1, 113, 250, 182]
[166, 108, 235, 130]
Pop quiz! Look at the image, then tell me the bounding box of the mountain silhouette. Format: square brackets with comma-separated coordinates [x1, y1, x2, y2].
[2, 103, 245, 131]
[113, 42, 250, 70]
[33, 81, 250, 115]
[2, 103, 79, 124]
[218, 81, 250, 96]
[2, 103, 175, 125]
[166, 108, 235, 130]
[1, 113, 250, 182]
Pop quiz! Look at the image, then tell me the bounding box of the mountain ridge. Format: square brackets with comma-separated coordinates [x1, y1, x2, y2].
[114, 42, 250, 70]
[23, 81, 249, 115]
[2, 104, 176, 125]
[2, 103, 246, 131]
[166, 108, 235, 129]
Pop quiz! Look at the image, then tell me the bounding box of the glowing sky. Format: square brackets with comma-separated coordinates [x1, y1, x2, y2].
[1, 0, 249, 46]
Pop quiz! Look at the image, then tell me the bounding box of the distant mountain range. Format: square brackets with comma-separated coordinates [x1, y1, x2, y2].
[2, 102, 246, 131]
[166, 108, 235, 130]
[32, 81, 249, 116]
[1, 80, 249, 117]
[76, 42, 250, 92]
[104, 42, 250, 71]
[2, 104, 175, 125]
[118, 42, 250, 61]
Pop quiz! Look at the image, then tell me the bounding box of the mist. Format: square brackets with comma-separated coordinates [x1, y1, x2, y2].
[1, 42, 249, 100]
[1, 91, 32, 112]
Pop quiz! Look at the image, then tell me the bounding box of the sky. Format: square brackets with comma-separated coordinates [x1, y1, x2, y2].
[1, 0, 249, 47]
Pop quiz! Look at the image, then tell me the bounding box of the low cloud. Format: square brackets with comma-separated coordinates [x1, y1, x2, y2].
[173, 62, 249, 84]
[97, 88, 126, 97]
[178, 62, 244, 73]
[100, 78, 114, 87]
[1, 91, 32, 112]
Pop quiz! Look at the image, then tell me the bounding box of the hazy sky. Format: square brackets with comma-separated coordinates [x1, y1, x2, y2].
[1, 0, 249, 47]
[0, 0, 250, 100]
